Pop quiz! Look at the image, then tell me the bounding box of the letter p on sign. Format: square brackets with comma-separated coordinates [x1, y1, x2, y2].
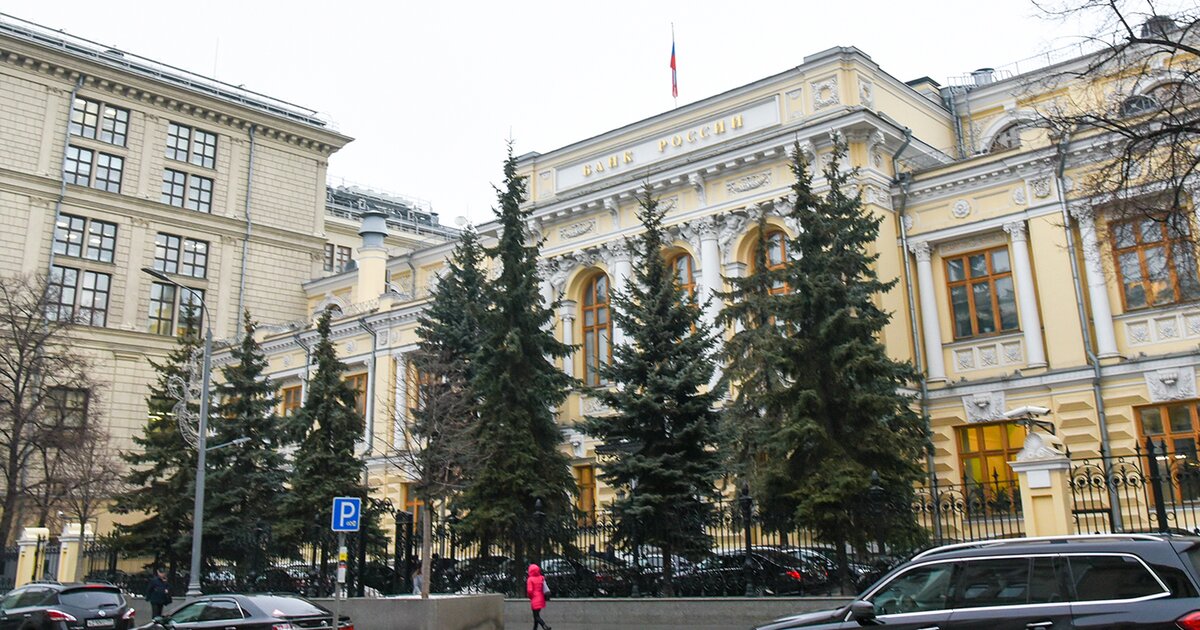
[331, 497, 362, 532]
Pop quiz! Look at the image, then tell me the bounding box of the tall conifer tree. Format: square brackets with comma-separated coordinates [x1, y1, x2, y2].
[458, 145, 574, 555]
[113, 319, 201, 573]
[277, 307, 370, 557]
[776, 139, 926, 584]
[582, 189, 723, 595]
[205, 312, 288, 579]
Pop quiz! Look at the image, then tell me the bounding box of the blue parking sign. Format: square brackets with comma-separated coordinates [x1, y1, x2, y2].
[331, 496, 362, 532]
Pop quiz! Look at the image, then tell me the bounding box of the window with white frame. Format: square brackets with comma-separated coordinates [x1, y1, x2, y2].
[53, 214, 117, 263]
[64, 146, 123, 193]
[70, 97, 129, 146]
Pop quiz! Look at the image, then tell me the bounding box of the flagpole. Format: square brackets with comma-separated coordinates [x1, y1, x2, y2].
[671, 23, 678, 109]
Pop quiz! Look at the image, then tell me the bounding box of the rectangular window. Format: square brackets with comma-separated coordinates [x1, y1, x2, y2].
[1112, 214, 1200, 310]
[1138, 400, 1200, 502]
[181, 238, 209, 278]
[70, 97, 128, 146]
[64, 146, 93, 185]
[186, 175, 213, 212]
[346, 373, 368, 418]
[77, 270, 111, 327]
[281, 385, 302, 417]
[334, 245, 352, 273]
[945, 247, 1019, 339]
[53, 214, 86, 258]
[161, 169, 188, 207]
[148, 282, 203, 337]
[47, 387, 89, 430]
[154, 233, 181, 274]
[575, 465, 597, 525]
[47, 265, 79, 322]
[46, 265, 109, 326]
[166, 122, 218, 169]
[64, 146, 122, 192]
[324, 244, 335, 272]
[956, 421, 1024, 485]
[85, 219, 117, 263]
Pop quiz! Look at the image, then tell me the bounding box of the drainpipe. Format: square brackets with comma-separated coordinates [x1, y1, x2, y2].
[406, 258, 417, 298]
[1055, 130, 1121, 532]
[236, 125, 257, 338]
[357, 317, 378, 458]
[891, 128, 941, 539]
[47, 75, 86, 280]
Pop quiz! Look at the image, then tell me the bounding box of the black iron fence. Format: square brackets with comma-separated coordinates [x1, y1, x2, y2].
[75, 474, 1025, 599]
[1070, 439, 1200, 534]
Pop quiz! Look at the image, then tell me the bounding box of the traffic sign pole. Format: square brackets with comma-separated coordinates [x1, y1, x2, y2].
[334, 532, 345, 629]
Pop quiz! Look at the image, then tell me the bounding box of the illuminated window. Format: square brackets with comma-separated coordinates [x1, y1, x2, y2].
[575, 465, 596, 525]
[148, 283, 203, 337]
[70, 97, 128, 146]
[1138, 401, 1200, 502]
[167, 122, 218, 169]
[161, 169, 212, 213]
[281, 385, 302, 417]
[407, 362, 435, 413]
[346, 373, 368, 418]
[64, 146, 123, 193]
[402, 482, 425, 524]
[581, 274, 612, 387]
[945, 247, 1019, 339]
[1112, 214, 1200, 310]
[956, 421, 1024, 486]
[53, 214, 116, 263]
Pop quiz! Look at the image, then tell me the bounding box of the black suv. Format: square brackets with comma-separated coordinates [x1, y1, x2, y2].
[756, 534, 1200, 629]
[0, 583, 134, 630]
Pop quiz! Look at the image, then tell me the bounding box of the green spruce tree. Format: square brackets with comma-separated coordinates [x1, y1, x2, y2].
[775, 138, 926, 586]
[277, 307, 370, 562]
[582, 189, 724, 596]
[717, 214, 801, 537]
[458, 144, 574, 558]
[406, 226, 487, 596]
[205, 312, 288, 582]
[112, 316, 201, 575]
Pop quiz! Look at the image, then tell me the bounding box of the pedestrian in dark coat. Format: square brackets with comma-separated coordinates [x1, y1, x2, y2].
[525, 564, 550, 630]
[146, 569, 172, 618]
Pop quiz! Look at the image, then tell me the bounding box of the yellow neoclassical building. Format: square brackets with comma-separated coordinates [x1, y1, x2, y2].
[247, 33, 1200, 534]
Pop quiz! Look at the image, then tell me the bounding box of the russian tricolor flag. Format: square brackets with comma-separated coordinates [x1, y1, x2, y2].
[670, 39, 678, 98]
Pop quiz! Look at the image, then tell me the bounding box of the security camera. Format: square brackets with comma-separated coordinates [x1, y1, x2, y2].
[1003, 405, 1050, 418]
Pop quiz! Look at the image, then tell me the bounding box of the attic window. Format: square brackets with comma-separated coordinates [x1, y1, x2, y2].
[988, 124, 1021, 153]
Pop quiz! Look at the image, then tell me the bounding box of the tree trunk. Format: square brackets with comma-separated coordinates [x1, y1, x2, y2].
[661, 544, 675, 597]
[834, 533, 851, 595]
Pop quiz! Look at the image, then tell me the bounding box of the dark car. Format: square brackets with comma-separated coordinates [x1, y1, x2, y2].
[677, 549, 822, 596]
[446, 556, 517, 594]
[138, 594, 350, 630]
[756, 533, 1200, 629]
[0, 582, 135, 630]
[540, 556, 629, 597]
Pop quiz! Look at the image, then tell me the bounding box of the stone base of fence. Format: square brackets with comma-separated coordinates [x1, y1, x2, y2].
[502, 596, 855, 630]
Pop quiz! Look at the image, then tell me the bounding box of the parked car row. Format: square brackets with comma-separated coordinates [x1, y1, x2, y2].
[0, 584, 352, 630]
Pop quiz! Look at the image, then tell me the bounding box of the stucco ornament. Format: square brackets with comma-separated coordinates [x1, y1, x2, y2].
[1030, 177, 1052, 199]
[952, 199, 972, 219]
[1012, 186, 1027, 205]
[559, 219, 596, 240]
[1146, 366, 1198, 402]
[1015, 431, 1065, 462]
[811, 75, 840, 110]
[963, 391, 1005, 423]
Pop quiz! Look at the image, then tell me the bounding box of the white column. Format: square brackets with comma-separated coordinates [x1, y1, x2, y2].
[697, 217, 723, 329]
[1003, 221, 1047, 368]
[608, 241, 634, 347]
[560, 300, 577, 378]
[910, 242, 947, 381]
[392, 351, 408, 450]
[1070, 205, 1120, 358]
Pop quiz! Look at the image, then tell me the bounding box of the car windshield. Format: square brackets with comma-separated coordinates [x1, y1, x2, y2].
[246, 596, 326, 618]
[756, 550, 808, 568]
[59, 589, 123, 609]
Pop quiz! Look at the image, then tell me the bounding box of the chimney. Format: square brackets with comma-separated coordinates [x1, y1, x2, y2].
[971, 68, 995, 87]
[1141, 15, 1177, 38]
[355, 209, 389, 303]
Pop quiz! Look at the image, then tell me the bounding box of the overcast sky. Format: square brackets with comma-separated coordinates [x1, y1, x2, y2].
[8, 1, 1109, 224]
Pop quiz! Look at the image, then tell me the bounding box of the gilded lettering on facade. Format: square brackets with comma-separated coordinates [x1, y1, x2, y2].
[581, 151, 635, 177]
[656, 115, 744, 153]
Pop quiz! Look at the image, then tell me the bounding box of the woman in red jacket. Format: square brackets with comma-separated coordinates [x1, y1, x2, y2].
[526, 563, 551, 630]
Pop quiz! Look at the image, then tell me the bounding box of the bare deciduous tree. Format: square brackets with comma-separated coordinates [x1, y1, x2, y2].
[59, 425, 125, 579]
[0, 273, 97, 545]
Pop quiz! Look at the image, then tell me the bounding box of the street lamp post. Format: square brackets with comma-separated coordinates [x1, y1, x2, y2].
[533, 499, 545, 565]
[142, 267, 211, 597]
[739, 482, 754, 598]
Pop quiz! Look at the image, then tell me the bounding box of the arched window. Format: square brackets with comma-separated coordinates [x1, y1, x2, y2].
[582, 273, 612, 387]
[671, 253, 696, 300]
[753, 230, 789, 295]
[988, 124, 1021, 153]
[1121, 94, 1158, 117]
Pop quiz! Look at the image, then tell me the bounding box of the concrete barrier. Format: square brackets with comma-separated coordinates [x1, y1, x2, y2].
[128, 595, 504, 630]
[503, 597, 854, 630]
